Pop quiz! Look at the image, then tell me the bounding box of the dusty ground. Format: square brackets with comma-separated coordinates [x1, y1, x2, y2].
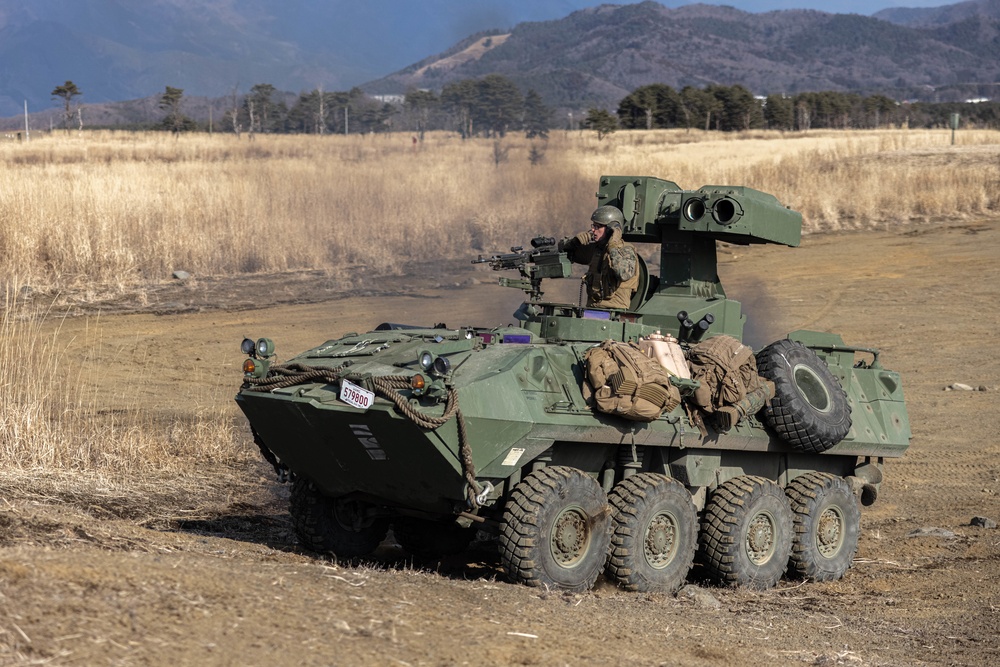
[2, 218, 999, 666]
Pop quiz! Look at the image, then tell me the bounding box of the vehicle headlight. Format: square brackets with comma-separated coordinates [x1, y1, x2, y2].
[432, 356, 451, 376]
[418, 350, 434, 371]
[256, 338, 275, 358]
[241, 337, 256, 355]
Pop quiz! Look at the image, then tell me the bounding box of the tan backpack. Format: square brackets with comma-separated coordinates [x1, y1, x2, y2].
[584, 340, 681, 422]
[686, 335, 761, 413]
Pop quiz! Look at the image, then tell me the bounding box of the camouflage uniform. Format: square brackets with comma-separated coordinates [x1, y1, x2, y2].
[563, 226, 639, 310]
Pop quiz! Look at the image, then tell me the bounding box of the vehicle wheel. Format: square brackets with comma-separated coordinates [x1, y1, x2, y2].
[756, 339, 852, 453]
[392, 517, 476, 561]
[499, 466, 612, 592]
[785, 472, 860, 582]
[606, 473, 697, 593]
[699, 475, 794, 590]
[290, 477, 388, 558]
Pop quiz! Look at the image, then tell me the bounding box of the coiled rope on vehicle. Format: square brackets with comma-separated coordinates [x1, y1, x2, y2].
[243, 362, 347, 391]
[243, 364, 484, 508]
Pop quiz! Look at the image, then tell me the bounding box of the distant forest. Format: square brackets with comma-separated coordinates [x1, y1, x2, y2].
[62, 74, 1000, 136]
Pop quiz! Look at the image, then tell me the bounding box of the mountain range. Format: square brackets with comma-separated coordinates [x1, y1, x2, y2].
[366, 1, 1000, 110]
[0, 0, 608, 117]
[1, 0, 999, 121]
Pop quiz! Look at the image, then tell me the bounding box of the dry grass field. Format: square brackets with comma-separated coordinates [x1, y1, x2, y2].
[1, 128, 997, 292]
[1, 129, 999, 666]
[2, 127, 998, 477]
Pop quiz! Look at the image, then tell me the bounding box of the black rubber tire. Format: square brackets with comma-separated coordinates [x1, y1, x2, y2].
[289, 477, 388, 558]
[756, 339, 852, 453]
[499, 466, 612, 592]
[698, 475, 794, 590]
[392, 517, 476, 561]
[785, 472, 861, 582]
[606, 473, 698, 593]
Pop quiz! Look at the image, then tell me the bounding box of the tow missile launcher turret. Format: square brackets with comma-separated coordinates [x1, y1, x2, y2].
[236, 176, 910, 593]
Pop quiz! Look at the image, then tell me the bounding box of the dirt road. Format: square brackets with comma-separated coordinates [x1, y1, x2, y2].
[2, 219, 999, 666]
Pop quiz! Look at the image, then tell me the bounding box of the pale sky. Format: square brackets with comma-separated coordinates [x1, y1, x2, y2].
[608, 1, 955, 14]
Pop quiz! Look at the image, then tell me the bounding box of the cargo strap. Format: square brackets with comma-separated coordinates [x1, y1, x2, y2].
[244, 365, 484, 509]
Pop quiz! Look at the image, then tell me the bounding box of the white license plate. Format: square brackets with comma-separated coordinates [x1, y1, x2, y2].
[339, 379, 375, 411]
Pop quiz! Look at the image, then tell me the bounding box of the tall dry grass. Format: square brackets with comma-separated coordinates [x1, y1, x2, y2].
[1, 128, 997, 292]
[0, 283, 244, 479]
[0, 128, 997, 480]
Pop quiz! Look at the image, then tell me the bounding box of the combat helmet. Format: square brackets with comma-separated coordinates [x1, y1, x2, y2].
[591, 205, 625, 232]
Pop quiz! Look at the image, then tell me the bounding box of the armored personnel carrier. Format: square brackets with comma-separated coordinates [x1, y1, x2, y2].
[236, 176, 910, 592]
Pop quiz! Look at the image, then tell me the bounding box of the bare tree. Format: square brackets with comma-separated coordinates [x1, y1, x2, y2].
[246, 98, 256, 142]
[316, 85, 327, 135]
[492, 139, 509, 167]
[229, 85, 242, 138]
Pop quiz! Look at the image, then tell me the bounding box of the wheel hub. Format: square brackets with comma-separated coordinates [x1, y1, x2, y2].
[816, 507, 844, 557]
[644, 513, 678, 568]
[551, 507, 589, 567]
[746, 512, 776, 564]
[332, 499, 370, 532]
[793, 363, 832, 413]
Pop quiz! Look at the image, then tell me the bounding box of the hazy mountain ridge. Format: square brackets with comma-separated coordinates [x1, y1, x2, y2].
[367, 1, 1000, 109]
[0, 0, 589, 117]
[873, 0, 1000, 26]
[1, 0, 998, 120]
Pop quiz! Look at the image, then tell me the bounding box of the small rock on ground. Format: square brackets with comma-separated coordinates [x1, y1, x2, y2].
[971, 516, 997, 528]
[678, 585, 721, 610]
[907, 527, 957, 539]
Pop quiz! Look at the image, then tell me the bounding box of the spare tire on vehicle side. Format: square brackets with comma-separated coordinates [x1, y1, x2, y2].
[756, 339, 852, 453]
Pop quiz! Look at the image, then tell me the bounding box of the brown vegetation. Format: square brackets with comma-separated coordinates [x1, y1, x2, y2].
[0, 128, 997, 479]
[1, 129, 997, 292]
[1, 215, 998, 666]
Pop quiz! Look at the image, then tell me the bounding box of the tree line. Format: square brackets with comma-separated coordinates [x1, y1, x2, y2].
[51, 77, 1000, 137]
[614, 84, 1000, 133]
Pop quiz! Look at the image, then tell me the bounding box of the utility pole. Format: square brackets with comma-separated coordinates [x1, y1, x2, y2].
[23, 100, 30, 141]
[344, 106, 348, 135]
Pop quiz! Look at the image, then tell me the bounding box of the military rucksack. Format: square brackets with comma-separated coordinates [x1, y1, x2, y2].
[686, 334, 762, 413]
[584, 340, 681, 422]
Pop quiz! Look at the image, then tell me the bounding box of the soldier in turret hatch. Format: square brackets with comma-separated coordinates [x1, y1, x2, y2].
[559, 205, 639, 310]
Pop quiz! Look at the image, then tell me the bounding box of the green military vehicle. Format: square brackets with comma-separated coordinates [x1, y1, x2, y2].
[236, 176, 910, 592]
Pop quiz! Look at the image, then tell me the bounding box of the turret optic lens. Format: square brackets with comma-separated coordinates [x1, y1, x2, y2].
[684, 199, 706, 221]
[714, 198, 737, 224]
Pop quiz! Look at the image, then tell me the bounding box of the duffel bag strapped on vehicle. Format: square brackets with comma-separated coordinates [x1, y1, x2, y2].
[584, 340, 682, 422]
[687, 334, 759, 412]
[713, 380, 776, 432]
[687, 334, 774, 430]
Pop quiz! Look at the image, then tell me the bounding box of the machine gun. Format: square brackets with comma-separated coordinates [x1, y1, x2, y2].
[472, 236, 572, 301]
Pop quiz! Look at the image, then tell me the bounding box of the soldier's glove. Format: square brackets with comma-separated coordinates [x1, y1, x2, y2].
[557, 237, 574, 253]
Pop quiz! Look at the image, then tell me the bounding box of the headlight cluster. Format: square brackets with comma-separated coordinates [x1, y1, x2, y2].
[411, 350, 452, 397]
[418, 350, 451, 376]
[241, 336, 275, 378]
